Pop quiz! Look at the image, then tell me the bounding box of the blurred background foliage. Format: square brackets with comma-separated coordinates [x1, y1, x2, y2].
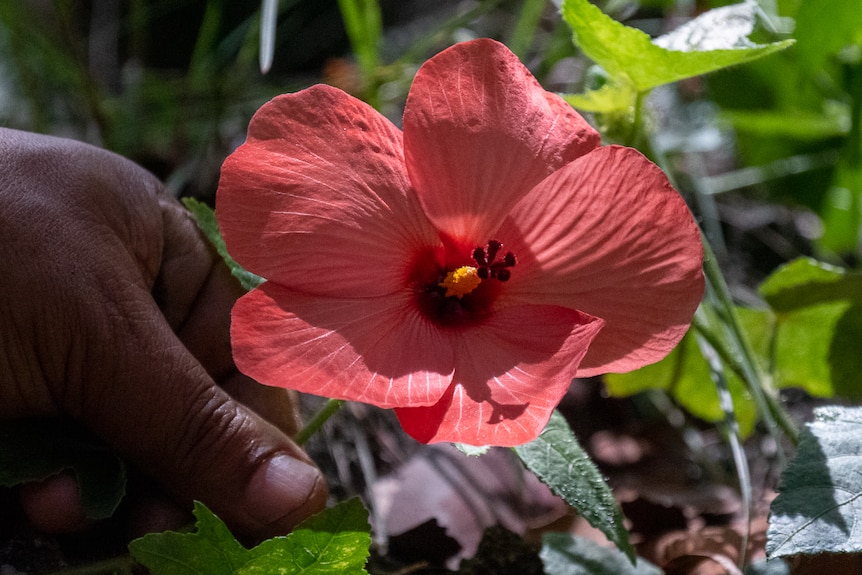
[0, 0, 859, 269]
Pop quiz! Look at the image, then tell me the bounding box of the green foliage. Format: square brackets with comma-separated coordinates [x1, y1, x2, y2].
[129, 498, 371, 575]
[514, 410, 634, 563]
[0, 418, 125, 519]
[704, 0, 862, 256]
[605, 326, 759, 437]
[793, 0, 862, 73]
[559, 0, 793, 113]
[760, 257, 862, 399]
[766, 406, 862, 558]
[336, 0, 383, 105]
[540, 533, 662, 575]
[607, 255, 862, 433]
[183, 197, 265, 291]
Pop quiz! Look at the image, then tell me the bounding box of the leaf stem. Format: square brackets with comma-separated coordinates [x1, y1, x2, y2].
[694, 323, 752, 569]
[295, 399, 345, 446]
[626, 89, 647, 149]
[701, 238, 799, 445]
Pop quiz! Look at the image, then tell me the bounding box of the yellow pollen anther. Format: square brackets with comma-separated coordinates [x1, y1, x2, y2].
[439, 266, 482, 299]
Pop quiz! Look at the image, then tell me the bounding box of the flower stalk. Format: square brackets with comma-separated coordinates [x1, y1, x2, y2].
[295, 399, 345, 446]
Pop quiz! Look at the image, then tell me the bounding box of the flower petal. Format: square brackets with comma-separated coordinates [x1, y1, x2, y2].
[395, 304, 604, 446]
[499, 145, 704, 376]
[231, 282, 455, 408]
[217, 84, 440, 298]
[402, 38, 600, 243]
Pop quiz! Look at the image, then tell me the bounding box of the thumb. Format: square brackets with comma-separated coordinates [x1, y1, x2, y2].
[80, 284, 327, 539]
[66, 192, 327, 539]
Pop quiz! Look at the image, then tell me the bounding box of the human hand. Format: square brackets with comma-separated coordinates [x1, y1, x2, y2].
[0, 128, 326, 540]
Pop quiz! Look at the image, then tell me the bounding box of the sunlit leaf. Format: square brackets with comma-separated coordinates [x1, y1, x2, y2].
[540, 532, 662, 575]
[766, 406, 862, 558]
[604, 325, 759, 437]
[760, 257, 862, 398]
[130, 499, 371, 575]
[560, 0, 794, 93]
[514, 411, 634, 563]
[561, 83, 635, 113]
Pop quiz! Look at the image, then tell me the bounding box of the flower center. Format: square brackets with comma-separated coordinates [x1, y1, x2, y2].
[413, 239, 517, 328]
[472, 239, 517, 282]
[439, 266, 482, 298]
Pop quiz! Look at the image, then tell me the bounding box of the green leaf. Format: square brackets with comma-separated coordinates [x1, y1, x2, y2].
[182, 197, 264, 291]
[604, 326, 759, 438]
[794, 0, 862, 72]
[0, 418, 125, 520]
[760, 258, 862, 310]
[514, 410, 634, 562]
[560, 0, 794, 93]
[721, 109, 850, 140]
[540, 532, 662, 575]
[759, 257, 862, 399]
[561, 83, 636, 113]
[818, 162, 862, 255]
[336, 0, 382, 103]
[766, 406, 862, 558]
[130, 498, 371, 575]
[238, 498, 371, 575]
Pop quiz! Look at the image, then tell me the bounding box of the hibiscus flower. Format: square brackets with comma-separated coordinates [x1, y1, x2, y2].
[216, 39, 704, 446]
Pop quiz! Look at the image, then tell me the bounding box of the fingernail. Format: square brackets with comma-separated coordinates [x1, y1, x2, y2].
[245, 453, 322, 526]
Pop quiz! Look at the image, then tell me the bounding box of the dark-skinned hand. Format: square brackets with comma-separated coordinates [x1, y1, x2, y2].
[0, 128, 326, 541]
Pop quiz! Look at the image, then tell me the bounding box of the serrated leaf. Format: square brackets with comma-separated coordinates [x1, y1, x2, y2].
[130, 499, 370, 575]
[540, 532, 662, 575]
[0, 418, 125, 519]
[239, 497, 370, 574]
[560, 0, 794, 93]
[514, 410, 634, 562]
[182, 197, 264, 291]
[129, 502, 249, 575]
[766, 406, 862, 558]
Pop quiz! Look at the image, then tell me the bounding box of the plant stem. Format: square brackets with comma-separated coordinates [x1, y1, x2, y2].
[701, 238, 799, 445]
[295, 399, 344, 446]
[694, 324, 751, 569]
[626, 89, 647, 149]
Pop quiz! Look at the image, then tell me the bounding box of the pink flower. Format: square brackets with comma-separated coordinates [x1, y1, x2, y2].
[216, 39, 704, 446]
